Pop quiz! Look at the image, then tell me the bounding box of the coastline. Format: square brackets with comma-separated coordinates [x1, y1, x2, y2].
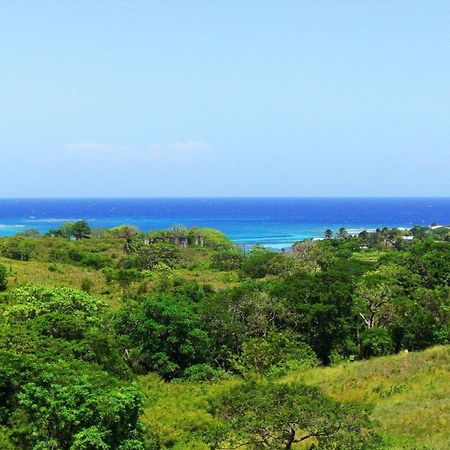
[0, 197, 449, 247]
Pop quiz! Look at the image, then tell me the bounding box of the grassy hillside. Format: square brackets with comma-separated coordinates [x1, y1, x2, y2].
[140, 346, 450, 449]
[283, 345, 450, 449]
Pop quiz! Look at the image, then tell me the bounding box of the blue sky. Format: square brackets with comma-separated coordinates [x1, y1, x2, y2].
[0, 1, 448, 197]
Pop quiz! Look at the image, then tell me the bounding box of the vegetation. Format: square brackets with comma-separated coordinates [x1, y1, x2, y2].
[0, 263, 7, 291]
[208, 380, 381, 449]
[0, 222, 448, 448]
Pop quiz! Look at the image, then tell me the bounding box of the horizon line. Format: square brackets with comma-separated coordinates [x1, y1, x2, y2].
[1, 196, 450, 200]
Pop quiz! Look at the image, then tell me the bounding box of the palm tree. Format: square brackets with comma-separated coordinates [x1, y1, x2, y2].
[336, 227, 348, 239]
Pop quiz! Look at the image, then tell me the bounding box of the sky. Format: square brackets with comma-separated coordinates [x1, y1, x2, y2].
[0, 0, 449, 197]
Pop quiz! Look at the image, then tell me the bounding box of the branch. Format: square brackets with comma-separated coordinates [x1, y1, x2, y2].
[293, 432, 315, 443]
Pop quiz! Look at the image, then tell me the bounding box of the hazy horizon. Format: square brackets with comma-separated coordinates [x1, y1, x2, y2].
[1, 195, 450, 200]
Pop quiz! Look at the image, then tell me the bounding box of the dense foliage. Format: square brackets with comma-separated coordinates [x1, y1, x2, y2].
[208, 380, 382, 449]
[0, 223, 448, 448]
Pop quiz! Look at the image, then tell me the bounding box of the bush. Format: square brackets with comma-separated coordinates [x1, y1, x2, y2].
[6, 285, 106, 322]
[232, 331, 319, 377]
[182, 364, 227, 382]
[0, 237, 36, 261]
[123, 242, 180, 270]
[240, 245, 284, 278]
[361, 327, 394, 358]
[81, 278, 93, 293]
[2, 285, 127, 376]
[103, 268, 143, 289]
[211, 246, 244, 271]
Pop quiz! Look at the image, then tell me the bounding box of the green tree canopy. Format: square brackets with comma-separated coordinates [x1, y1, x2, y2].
[114, 293, 211, 378]
[48, 220, 91, 240]
[207, 380, 382, 449]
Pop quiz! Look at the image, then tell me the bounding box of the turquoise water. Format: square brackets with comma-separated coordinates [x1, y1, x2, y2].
[0, 198, 449, 248]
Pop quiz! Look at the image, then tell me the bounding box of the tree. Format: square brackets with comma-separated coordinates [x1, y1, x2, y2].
[268, 271, 357, 364]
[114, 293, 211, 378]
[392, 286, 450, 351]
[17, 228, 41, 237]
[200, 285, 287, 364]
[71, 220, 91, 239]
[410, 225, 428, 240]
[0, 263, 7, 291]
[169, 224, 188, 237]
[360, 327, 394, 358]
[0, 282, 144, 449]
[324, 229, 333, 239]
[110, 225, 140, 253]
[354, 266, 402, 330]
[211, 246, 244, 271]
[2, 285, 127, 375]
[6, 285, 106, 322]
[292, 240, 336, 272]
[207, 380, 382, 449]
[48, 220, 91, 240]
[336, 227, 348, 239]
[241, 245, 282, 278]
[358, 230, 369, 245]
[3, 357, 144, 450]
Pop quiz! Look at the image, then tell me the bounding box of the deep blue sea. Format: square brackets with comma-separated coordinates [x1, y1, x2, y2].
[0, 198, 449, 248]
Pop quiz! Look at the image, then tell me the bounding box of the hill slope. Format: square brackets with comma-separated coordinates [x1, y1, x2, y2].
[284, 345, 450, 449]
[140, 346, 450, 449]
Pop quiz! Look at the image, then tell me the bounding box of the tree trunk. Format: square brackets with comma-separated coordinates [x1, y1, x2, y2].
[285, 429, 295, 450]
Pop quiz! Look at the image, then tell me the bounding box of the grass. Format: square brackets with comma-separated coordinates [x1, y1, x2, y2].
[0, 256, 238, 311]
[139, 373, 217, 449]
[139, 346, 450, 449]
[1, 257, 104, 292]
[0, 256, 125, 307]
[172, 267, 239, 289]
[283, 345, 450, 449]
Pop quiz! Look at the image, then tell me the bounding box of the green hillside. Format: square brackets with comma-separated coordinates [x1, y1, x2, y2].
[140, 346, 450, 449]
[285, 345, 450, 449]
[0, 224, 448, 449]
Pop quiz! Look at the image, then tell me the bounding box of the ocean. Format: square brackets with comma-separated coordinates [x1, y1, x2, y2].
[0, 198, 449, 248]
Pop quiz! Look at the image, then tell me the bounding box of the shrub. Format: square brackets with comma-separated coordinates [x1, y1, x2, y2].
[211, 246, 244, 271]
[182, 364, 227, 382]
[361, 327, 394, 358]
[0, 237, 36, 261]
[240, 245, 279, 278]
[232, 331, 319, 377]
[123, 242, 180, 270]
[81, 278, 93, 293]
